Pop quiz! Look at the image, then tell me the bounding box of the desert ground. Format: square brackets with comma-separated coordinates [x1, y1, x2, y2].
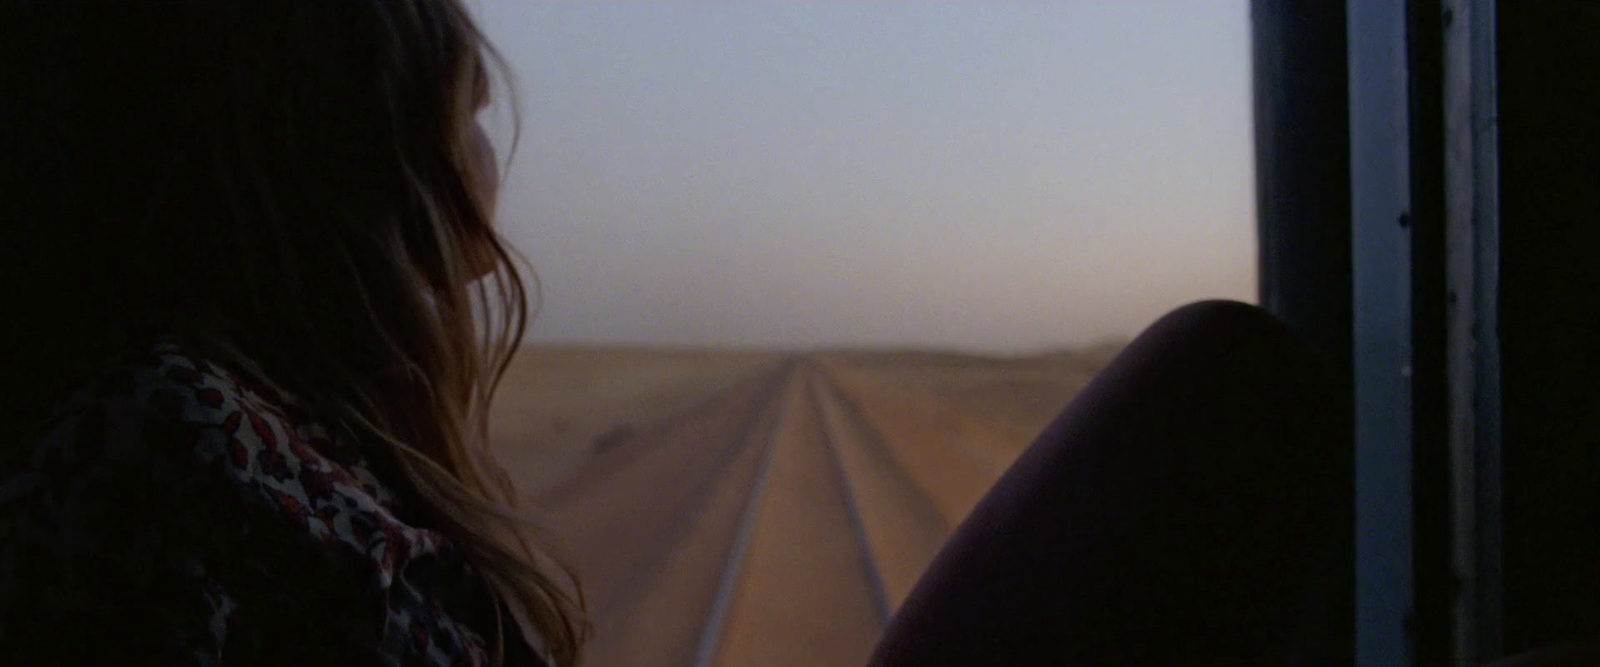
[488, 344, 1120, 667]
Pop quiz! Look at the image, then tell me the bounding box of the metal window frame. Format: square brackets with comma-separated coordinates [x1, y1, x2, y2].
[1254, 1, 1503, 664]
[1347, 2, 1418, 663]
[1441, 0, 1503, 662]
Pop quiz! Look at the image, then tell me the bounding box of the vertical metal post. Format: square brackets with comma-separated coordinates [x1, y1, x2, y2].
[1251, 4, 1355, 661]
[1442, 0, 1502, 663]
[1252, 1, 1353, 366]
[1349, 1, 1416, 664]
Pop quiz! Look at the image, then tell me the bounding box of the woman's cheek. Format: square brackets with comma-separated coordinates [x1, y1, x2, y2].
[468, 122, 499, 214]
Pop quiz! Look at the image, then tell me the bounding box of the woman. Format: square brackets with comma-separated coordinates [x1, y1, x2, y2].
[0, 2, 581, 665]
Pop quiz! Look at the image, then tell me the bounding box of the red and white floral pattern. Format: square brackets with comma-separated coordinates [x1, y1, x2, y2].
[0, 339, 548, 666]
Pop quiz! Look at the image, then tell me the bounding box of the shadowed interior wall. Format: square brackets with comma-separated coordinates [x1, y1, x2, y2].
[1497, 0, 1600, 653]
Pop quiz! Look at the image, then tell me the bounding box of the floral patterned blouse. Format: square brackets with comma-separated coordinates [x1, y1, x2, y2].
[0, 338, 550, 666]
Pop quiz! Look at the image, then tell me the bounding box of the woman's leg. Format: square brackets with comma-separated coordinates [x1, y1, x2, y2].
[867, 300, 1353, 666]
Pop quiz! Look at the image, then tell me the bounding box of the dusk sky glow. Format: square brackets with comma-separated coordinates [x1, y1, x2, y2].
[471, 1, 1255, 353]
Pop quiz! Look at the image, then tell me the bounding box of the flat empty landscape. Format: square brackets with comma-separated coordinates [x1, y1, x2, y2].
[488, 345, 1117, 667]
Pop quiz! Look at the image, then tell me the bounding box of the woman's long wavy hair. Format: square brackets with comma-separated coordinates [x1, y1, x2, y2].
[0, 2, 585, 664]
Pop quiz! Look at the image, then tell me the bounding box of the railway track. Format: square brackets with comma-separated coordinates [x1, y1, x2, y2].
[527, 355, 1056, 667]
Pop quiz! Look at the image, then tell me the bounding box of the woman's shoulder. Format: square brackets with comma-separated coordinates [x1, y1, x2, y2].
[0, 336, 508, 665]
[12, 335, 419, 539]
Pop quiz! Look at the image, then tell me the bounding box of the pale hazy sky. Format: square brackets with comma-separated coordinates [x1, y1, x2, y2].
[470, 1, 1255, 353]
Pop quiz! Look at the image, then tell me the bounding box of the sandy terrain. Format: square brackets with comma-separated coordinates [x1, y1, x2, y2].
[488, 345, 1116, 667]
